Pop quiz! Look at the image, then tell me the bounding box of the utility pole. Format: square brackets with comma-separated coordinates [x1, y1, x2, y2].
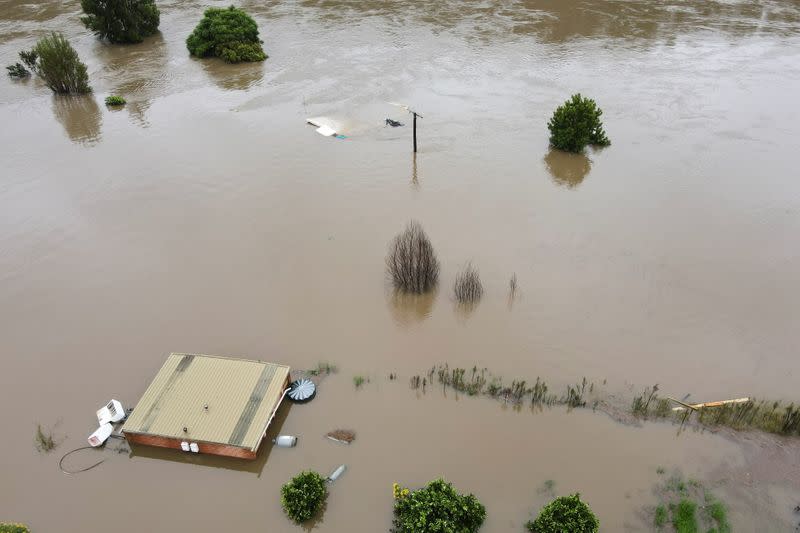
[389, 102, 423, 153]
[412, 110, 422, 153]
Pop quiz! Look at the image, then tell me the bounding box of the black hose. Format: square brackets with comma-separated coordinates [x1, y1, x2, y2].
[59, 446, 105, 475]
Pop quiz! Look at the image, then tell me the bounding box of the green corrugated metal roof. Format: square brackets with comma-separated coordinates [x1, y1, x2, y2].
[122, 353, 290, 451]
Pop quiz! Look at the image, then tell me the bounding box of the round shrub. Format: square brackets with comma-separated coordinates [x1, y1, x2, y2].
[281, 471, 327, 523]
[392, 478, 486, 533]
[547, 94, 610, 153]
[80, 0, 160, 43]
[526, 493, 599, 533]
[186, 6, 267, 63]
[0, 524, 30, 533]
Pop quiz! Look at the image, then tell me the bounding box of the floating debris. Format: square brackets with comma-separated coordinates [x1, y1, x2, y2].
[325, 429, 355, 444]
[326, 464, 347, 483]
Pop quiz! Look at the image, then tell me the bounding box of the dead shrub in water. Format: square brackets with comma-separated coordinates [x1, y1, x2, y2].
[386, 221, 439, 294]
[453, 263, 483, 303]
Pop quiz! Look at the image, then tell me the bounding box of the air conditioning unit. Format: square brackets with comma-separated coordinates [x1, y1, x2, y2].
[88, 423, 113, 447]
[96, 399, 125, 425]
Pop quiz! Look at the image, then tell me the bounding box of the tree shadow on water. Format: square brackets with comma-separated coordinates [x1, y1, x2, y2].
[52, 94, 102, 146]
[543, 149, 592, 189]
[388, 288, 437, 327]
[201, 59, 265, 91]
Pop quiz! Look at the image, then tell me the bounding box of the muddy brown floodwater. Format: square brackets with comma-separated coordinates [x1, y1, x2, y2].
[2, 0, 800, 531]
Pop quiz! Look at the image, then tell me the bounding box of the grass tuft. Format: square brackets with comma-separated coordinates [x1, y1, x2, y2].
[35, 424, 56, 452]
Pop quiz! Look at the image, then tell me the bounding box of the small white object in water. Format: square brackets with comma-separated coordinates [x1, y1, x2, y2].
[88, 423, 113, 447]
[273, 435, 298, 448]
[96, 399, 125, 425]
[327, 464, 347, 482]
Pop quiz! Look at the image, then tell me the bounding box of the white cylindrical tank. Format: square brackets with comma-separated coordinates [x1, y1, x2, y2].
[273, 435, 298, 448]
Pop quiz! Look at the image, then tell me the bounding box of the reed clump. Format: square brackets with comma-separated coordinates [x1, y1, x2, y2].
[454, 263, 483, 303]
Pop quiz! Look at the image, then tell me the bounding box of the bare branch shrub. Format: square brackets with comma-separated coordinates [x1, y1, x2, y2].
[454, 263, 483, 303]
[386, 221, 439, 293]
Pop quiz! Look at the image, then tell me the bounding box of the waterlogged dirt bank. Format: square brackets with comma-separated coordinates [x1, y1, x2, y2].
[2, 0, 799, 530]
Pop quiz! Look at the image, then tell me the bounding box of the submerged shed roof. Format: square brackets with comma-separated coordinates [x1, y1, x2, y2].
[122, 353, 290, 451]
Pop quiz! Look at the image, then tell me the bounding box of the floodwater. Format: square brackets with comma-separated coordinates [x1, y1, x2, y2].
[2, 0, 800, 531]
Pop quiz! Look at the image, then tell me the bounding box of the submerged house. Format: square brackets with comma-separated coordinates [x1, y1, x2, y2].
[122, 353, 291, 459]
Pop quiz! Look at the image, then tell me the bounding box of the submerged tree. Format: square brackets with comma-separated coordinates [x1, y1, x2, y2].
[186, 6, 267, 63]
[25, 33, 91, 94]
[454, 263, 483, 303]
[393, 478, 486, 533]
[526, 494, 599, 533]
[386, 221, 440, 294]
[281, 471, 327, 524]
[547, 94, 610, 153]
[80, 0, 160, 43]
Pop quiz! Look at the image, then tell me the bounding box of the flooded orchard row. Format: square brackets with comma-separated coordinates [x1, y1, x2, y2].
[1, 0, 799, 531]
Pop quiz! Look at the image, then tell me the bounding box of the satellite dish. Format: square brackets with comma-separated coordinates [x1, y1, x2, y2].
[288, 379, 316, 403]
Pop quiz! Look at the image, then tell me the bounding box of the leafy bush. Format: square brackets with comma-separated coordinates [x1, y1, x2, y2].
[29, 33, 91, 94]
[0, 524, 30, 533]
[526, 494, 599, 533]
[105, 95, 126, 105]
[386, 221, 440, 294]
[7, 50, 37, 79]
[80, 0, 160, 43]
[547, 94, 610, 153]
[281, 471, 327, 523]
[6, 63, 29, 78]
[392, 478, 486, 533]
[186, 6, 267, 63]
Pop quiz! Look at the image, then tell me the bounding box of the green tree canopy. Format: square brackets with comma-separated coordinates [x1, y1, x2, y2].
[280, 471, 327, 523]
[80, 0, 160, 44]
[30, 33, 91, 94]
[547, 94, 610, 153]
[392, 478, 486, 533]
[526, 494, 599, 533]
[186, 6, 267, 63]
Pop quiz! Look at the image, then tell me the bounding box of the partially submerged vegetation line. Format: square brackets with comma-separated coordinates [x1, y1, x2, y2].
[407, 365, 800, 438]
[410, 364, 590, 409]
[632, 384, 800, 437]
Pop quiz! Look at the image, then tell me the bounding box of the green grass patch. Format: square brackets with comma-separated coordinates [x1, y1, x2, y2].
[654, 505, 667, 528]
[704, 499, 731, 533]
[307, 361, 337, 376]
[671, 499, 698, 533]
[105, 95, 126, 106]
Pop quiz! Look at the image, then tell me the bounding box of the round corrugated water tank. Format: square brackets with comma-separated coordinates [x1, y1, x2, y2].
[288, 379, 316, 403]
